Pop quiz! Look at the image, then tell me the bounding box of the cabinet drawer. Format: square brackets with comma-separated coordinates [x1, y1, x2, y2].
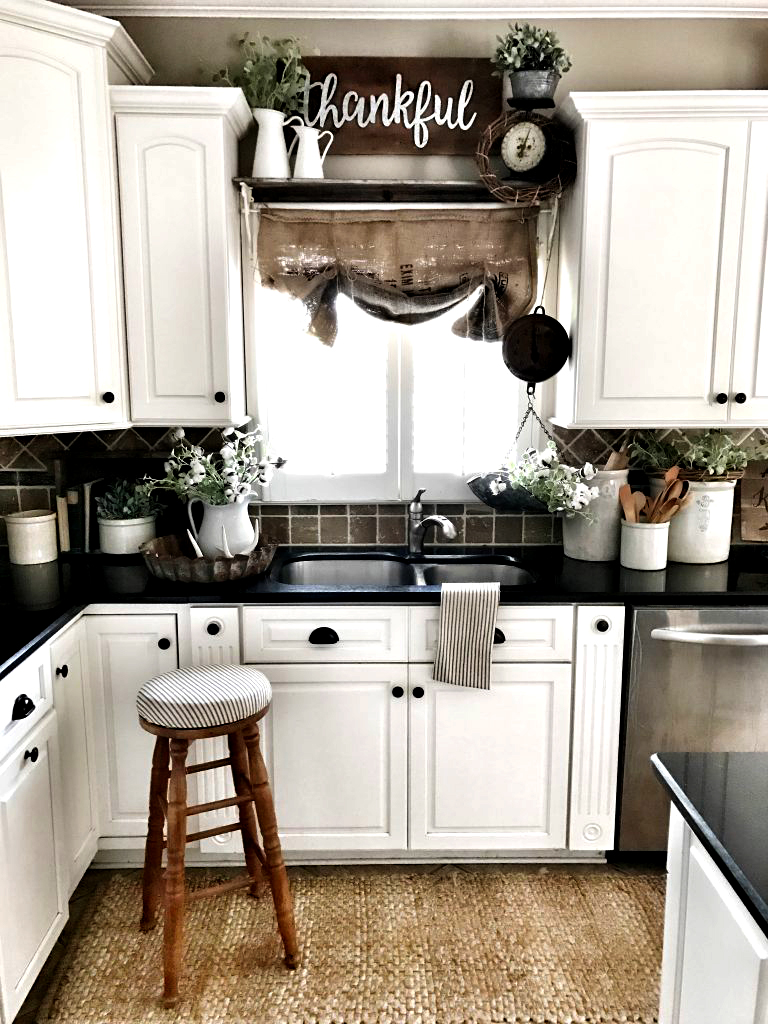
[242, 607, 408, 663]
[409, 606, 574, 663]
[1, 649, 52, 761]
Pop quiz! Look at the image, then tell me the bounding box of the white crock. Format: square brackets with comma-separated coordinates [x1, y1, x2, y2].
[251, 108, 304, 179]
[3, 509, 58, 565]
[620, 520, 669, 571]
[98, 516, 157, 555]
[561, 468, 628, 562]
[650, 478, 736, 564]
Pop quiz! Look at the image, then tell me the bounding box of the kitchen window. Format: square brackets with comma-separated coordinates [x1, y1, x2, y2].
[245, 203, 542, 502]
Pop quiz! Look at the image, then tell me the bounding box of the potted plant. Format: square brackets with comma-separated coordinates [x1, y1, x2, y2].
[630, 430, 749, 564]
[146, 425, 284, 559]
[492, 442, 599, 518]
[96, 480, 163, 555]
[492, 22, 572, 104]
[214, 34, 309, 178]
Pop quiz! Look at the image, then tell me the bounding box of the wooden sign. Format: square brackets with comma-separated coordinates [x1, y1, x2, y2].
[740, 461, 768, 541]
[302, 57, 500, 156]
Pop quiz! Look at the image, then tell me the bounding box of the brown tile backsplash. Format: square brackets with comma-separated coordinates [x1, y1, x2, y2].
[2, 423, 767, 549]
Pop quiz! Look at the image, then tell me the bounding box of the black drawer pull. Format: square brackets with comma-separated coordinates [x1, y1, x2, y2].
[595, 618, 610, 633]
[12, 694, 35, 720]
[102, 391, 115, 404]
[206, 622, 221, 636]
[24, 747, 39, 763]
[493, 628, 505, 645]
[392, 686, 404, 698]
[158, 638, 172, 650]
[734, 392, 747, 404]
[412, 686, 425, 699]
[55, 664, 69, 678]
[715, 392, 728, 404]
[308, 627, 339, 645]
[214, 391, 226, 404]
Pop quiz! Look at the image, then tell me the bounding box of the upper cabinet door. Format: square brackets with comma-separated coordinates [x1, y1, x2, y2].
[730, 121, 768, 423]
[112, 88, 251, 426]
[557, 106, 749, 427]
[0, 22, 128, 434]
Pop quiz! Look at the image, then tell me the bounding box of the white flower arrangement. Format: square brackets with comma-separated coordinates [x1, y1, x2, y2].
[492, 441, 599, 519]
[147, 425, 285, 506]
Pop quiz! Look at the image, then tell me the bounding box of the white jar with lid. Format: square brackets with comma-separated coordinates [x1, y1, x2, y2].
[3, 509, 58, 564]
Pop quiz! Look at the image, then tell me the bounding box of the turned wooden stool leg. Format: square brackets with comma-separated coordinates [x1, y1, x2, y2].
[163, 737, 189, 1008]
[243, 722, 300, 970]
[141, 736, 169, 932]
[228, 729, 266, 897]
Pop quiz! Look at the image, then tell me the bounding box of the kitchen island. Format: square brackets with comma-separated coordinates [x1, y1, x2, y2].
[652, 752, 768, 1024]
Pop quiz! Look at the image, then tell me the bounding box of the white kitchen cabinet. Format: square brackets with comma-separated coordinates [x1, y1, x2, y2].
[0, 713, 67, 1024]
[112, 87, 250, 426]
[0, 0, 150, 436]
[555, 92, 768, 428]
[50, 621, 98, 894]
[408, 662, 572, 850]
[86, 613, 178, 840]
[1, 645, 51, 763]
[660, 806, 768, 1024]
[259, 663, 409, 852]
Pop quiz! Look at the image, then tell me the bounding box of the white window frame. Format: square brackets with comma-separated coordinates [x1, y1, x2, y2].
[244, 202, 554, 503]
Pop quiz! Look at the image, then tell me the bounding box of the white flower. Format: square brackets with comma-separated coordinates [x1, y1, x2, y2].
[163, 461, 172, 474]
[582, 462, 596, 481]
[220, 444, 236, 463]
[222, 427, 235, 438]
[238, 483, 251, 496]
[224, 487, 234, 499]
[539, 448, 555, 466]
[171, 427, 185, 441]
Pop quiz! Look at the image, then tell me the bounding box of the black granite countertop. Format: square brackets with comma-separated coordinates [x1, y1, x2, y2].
[3, 543, 768, 680]
[652, 752, 768, 938]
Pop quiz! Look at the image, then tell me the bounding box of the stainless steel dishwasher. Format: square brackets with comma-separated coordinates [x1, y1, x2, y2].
[619, 607, 768, 851]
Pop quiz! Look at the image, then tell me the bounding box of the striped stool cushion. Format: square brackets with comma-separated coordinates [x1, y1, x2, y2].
[136, 665, 271, 730]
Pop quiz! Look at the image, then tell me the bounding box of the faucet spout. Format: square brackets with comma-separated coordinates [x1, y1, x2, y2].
[409, 514, 457, 556]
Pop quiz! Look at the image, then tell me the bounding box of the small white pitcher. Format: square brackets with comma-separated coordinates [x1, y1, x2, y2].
[251, 108, 304, 179]
[188, 499, 260, 559]
[288, 124, 334, 179]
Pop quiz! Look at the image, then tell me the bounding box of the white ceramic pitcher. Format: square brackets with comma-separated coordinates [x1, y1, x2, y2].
[188, 499, 260, 559]
[288, 124, 334, 179]
[251, 108, 304, 179]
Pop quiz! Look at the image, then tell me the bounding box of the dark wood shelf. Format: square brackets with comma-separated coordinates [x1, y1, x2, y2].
[234, 178, 499, 204]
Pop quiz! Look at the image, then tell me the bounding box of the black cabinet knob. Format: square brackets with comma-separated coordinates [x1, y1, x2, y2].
[715, 392, 728, 405]
[11, 694, 35, 720]
[24, 747, 39, 763]
[412, 686, 425, 699]
[55, 664, 69, 678]
[206, 622, 221, 636]
[595, 618, 610, 633]
[102, 391, 115, 404]
[734, 392, 747, 404]
[214, 392, 226, 404]
[157, 637, 171, 650]
[493, 628, 505, 645]
[308, 626, 339, 645]
[391, 686, 404, 698]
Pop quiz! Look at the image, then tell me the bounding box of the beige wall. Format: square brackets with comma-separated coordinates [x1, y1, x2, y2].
[121, 17, 768, 90]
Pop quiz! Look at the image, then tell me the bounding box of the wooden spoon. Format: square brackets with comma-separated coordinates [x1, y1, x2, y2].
[633, 492, 647, 521]
[619, 483, 635, 523]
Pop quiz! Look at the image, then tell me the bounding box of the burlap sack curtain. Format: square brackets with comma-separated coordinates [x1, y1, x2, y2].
[254, 207, 538, 345]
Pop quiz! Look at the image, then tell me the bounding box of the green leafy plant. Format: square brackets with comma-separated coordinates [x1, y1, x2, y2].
[96, 480, 163, 521]
[494, 442, 599, 519]
[630, 430, 750, 478]
[492, 22, 573, 76]
[213, 34, 309, 114]
[146, 425, 285, 507]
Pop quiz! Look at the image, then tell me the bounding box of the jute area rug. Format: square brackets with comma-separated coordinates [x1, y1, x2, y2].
[40, 866, 664, 1024]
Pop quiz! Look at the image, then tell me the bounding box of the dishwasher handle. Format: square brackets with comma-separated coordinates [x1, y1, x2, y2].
[651, 627, 768, 647]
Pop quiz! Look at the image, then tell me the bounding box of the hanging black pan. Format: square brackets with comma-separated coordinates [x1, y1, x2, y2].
[502, 305, 571, 385]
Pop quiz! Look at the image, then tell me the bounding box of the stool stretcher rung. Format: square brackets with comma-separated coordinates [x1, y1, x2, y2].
[187, 874, 254, 903]
[162, 822, 243, 848]
[186, 793, 253, 817]
[186, 757, 232, 775]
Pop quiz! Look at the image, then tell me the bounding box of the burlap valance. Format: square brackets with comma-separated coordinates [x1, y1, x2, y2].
[254, 207, 538, 345]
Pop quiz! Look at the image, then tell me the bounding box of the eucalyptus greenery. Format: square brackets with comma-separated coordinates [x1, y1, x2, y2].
[630, 430, 750, 478]
[213, 34, 309, 114]
[96, 480, 163, 521]
[492, 22, 573, 76]
[493, 442, 599, 519]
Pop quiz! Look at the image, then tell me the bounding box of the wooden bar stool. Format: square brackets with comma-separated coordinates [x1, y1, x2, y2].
[136, 665, 299, 1008]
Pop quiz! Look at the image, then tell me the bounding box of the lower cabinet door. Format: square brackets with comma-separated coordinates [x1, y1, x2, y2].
[259, 663, 408, 852]
[0, 714, 67, 1022]
[51, 623, 98, 894]
[86, 614, 178, 839]
[408, 663, 572, 850]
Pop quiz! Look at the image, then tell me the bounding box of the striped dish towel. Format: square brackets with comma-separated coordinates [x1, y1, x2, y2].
[432, 582, 500, 690]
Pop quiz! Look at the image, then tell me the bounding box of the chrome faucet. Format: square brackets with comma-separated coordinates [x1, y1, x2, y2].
[407, 488, 457, 555]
